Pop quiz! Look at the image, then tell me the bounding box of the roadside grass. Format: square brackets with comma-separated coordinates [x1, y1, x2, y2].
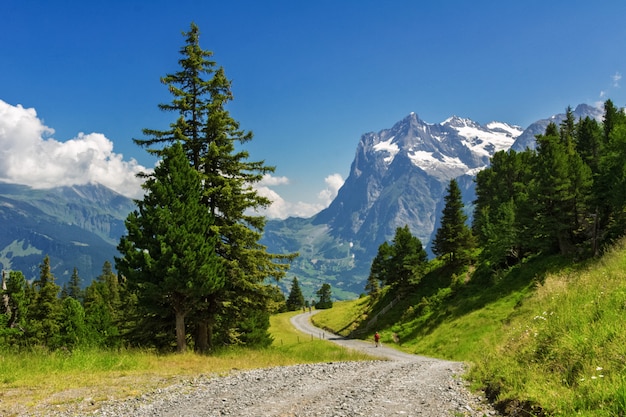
[470, 241, 626, 416]
[310, 296, 371, 336]
[0, 310, 372, 416]
[315, 240, 626, 416]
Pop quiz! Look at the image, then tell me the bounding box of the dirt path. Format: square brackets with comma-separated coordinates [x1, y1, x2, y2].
[291, 310, 427, 361]
[32, 312, 499, 417]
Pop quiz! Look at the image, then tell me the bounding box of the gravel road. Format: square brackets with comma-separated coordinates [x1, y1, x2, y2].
[34, 312, 499, 417]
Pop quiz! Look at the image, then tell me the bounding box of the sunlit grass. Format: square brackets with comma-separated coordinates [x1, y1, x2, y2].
[313, 297, 371, 336]
[0, 310, 373, 416]
[470, 241, 626, 415]
[314, 240, 626, 415]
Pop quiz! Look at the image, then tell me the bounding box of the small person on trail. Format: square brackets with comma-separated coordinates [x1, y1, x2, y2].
[374, 331, 380, 347]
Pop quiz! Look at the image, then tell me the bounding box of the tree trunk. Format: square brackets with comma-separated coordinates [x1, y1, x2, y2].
[195, 319, 208, 353]
[175, 309, 187, 353]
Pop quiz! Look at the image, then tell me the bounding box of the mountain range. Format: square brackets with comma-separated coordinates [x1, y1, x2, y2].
[0, 104, 604, 296]
[261, 104, 604, 299]
[0, 183, 135, 284]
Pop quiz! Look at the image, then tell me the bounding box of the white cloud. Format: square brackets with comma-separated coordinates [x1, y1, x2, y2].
[0, 100, 148, 198]
[253, 173, 345, 219]
[258, 173, 290, 186]
[317, 173, 345, 206]
[0, 99, 346, 219]
[612, 72, 622, 88]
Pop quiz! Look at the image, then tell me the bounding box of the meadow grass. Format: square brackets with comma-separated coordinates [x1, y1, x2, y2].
[0, 310, 372, 416]
[470, 242, 626, 416]
[315, 241, 626, 416]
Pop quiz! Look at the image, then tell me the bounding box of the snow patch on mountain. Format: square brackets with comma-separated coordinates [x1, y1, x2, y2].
[369, 113, 521, 181]
[442, 116, 522, 158]
[373, 136, 399, 163]
[408, 151, 468, 177]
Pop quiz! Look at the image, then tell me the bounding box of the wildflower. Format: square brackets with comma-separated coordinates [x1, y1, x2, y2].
[591, 376, 597, 380]
[596, 366, 603, 371]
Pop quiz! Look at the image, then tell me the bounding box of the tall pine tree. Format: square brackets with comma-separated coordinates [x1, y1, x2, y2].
[117, 142, 224, 352]
[27, 256, 61, 348]
[285, 277, 305, 311]
[433, 179, 474, 263]
[134, 23, 294, 350]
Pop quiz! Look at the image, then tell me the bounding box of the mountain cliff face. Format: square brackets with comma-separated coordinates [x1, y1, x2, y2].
[315, 112, 521, 247]
[263, 112, 522, 298]
[0, 183, 135, 283]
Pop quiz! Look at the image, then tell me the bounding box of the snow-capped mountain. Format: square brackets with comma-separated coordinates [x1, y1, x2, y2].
[263, 105, 605, 298]
[367, 113, 522, 181]
[263, 112, 523, 297]
[319, 112, 521, 241]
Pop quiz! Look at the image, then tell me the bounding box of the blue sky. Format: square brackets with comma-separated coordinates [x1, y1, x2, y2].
[1, 0, 625, 218]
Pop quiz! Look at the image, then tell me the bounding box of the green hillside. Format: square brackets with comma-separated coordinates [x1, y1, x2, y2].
[313, 239, 626, 416]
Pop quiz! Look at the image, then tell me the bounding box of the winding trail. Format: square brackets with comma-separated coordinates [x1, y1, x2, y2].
[291, 310, 426, 361]
[40, 312, 499, 416]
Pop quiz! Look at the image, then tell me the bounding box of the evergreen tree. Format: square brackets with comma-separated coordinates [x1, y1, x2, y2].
[1, 271, 28, 346]
[368, 241, 392, 292]
[385, 226, 428, 288]
[265, 285, 287, 314]
[83, 262, 124, 348]
[473, 150, 535, 266]
[316, 283, 333, 309]
[59, 297, 87, 349]
[27, 256, 61, 348]
[534, 121, 592, 255]
[602, 99, 624, 143]
[364, 273, 381, 300]
[598, 106, 626, 239]
[285, 277, 305, 311]
[433, 179, 474, 263]
[117, 142, 224, 352]
[62, 267, 83, 302]
[83, 283, 119, 348]
[134, 23, 294, 350]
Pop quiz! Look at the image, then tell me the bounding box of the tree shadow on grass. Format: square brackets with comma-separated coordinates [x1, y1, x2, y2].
[354, 254, 575, 344]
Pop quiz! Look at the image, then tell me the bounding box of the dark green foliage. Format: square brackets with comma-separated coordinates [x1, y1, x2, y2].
[533, 114, 593, 255]
[236, 308, 273, 347]
[265, 285, 287, 314]
[83, 262, 125, 349]
[473, 100, 626, 267]
[473, 149, 535, 267]
[59, 297, 87, 349]
[433, 179, 475, 263]
[133, 23, 295, 350]
[117, 142, 223, 352]
[366, 226, 429, 298]
[368, 241, 392, 292]
[286, 277, 305, 311]
[26, 256, 61, 348]
[316, 283, 333, 309]
[61, 267, 84, 303]
[386, 225, 429, 287]
[0, 271, 28, 346]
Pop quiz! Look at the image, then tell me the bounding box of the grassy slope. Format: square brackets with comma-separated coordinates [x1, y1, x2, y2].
[0, 311, 374, 416]
[314, 241, 626, 416]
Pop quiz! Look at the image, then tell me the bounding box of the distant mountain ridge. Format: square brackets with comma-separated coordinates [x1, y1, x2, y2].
[510, 104, 603, 151]
[0, 183, 135, 283]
